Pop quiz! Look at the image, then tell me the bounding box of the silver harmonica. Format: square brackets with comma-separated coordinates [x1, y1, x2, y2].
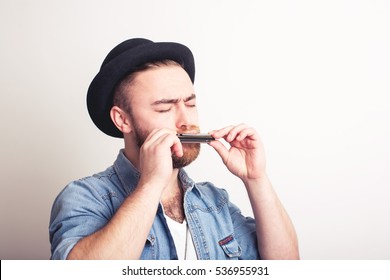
[177, 133, 215, 143]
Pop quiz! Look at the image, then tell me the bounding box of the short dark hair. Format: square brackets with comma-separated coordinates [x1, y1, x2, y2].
[112, 59, 183, 114]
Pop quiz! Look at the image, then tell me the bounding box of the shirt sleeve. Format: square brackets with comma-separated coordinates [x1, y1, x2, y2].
[49, 178, 112, 259]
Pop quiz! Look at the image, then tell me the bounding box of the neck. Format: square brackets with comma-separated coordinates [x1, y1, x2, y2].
[161, 174, 185, 223]
[161, 169, 181, 201]
[123, 138, 141, 169]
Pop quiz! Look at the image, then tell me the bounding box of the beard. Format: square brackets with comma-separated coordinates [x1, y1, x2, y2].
[132, 121, 200, 169]
[171, 142, 200, 168]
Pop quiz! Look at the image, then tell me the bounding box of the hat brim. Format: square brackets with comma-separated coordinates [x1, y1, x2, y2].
[87, 41, 195, 138]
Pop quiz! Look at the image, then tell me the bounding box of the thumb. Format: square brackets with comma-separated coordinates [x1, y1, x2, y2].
[208, 140, 229, 164]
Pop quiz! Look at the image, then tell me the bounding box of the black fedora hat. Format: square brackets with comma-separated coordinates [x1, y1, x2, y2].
[87, 38, 195, 138]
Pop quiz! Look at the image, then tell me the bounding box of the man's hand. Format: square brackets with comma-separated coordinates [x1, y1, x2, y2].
[209, 124, 267, 184]
[210, 124, 300, 259]
[67, 129, 184, 260]
[138, 128, 183, 191]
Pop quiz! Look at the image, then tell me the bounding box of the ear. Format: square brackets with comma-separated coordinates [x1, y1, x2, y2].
[110, 106, 132, 134]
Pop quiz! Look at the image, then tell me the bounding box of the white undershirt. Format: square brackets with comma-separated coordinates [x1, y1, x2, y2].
[164, 214, 198, 260]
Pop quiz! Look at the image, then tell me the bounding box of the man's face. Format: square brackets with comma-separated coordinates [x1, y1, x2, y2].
[126, 65, 200, 168]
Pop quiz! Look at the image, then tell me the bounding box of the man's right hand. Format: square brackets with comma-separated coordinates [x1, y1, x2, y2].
[67, 129, 183, 260]
[137, 128, 183, 192]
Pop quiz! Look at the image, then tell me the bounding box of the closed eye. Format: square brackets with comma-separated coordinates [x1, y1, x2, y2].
[156, 108, 171, 113]
[184, 94, 196, 107]
[152, 93, 196, 112]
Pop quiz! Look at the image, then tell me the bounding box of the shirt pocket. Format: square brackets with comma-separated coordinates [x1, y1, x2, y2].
[140, 234, 156, 259]
[218, 234, 242, 258]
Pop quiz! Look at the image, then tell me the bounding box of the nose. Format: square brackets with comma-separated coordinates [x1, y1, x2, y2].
[175, 104, 197, 131]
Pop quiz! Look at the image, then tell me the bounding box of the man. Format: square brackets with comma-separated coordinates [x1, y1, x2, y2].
[49, 38, 299, 260]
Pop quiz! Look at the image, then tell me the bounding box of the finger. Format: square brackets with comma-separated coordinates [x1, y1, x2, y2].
[208, 140, 229, 164]
[142, 128, 164, 147]
[154, 133, 183, 158]
[171, 138, 184, 158]
[235, 127, 257, 142]
[143, 128, 176, 148]
[209, 125, 235, 140]
[141, 129, 179, 152]
[225, 123, 250, 142]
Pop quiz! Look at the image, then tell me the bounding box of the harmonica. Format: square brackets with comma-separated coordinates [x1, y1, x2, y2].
[177, 133, 215, 143]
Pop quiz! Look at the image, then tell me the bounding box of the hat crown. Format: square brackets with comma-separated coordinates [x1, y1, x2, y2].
[101, 38, 153, 68]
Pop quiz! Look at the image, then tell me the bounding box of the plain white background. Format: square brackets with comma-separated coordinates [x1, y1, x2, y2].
[1, 0, 389, 259]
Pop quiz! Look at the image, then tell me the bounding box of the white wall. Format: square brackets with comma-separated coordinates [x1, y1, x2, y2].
[1, 0, 389, 259]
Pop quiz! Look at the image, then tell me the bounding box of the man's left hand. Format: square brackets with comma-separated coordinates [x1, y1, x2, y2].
[209, 124, 267, 184]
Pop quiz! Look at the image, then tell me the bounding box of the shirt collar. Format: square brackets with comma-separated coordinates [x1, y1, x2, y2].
[113, 149, 140, 195]
[179, 168, 204, 199]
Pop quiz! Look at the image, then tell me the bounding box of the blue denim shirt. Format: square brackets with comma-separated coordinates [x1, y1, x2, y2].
[49, 150, 260, 260]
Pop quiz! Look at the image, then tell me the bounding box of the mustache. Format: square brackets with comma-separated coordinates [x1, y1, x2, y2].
[177, 125, 200, 134]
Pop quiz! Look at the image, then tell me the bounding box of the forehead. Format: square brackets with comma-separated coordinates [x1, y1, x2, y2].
[129, 65, 194, 101]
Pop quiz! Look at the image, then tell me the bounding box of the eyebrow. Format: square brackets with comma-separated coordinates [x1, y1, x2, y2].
[151, 93, 196, 106]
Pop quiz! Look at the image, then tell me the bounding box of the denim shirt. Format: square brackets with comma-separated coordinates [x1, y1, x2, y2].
[49, 150, 260, 260]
